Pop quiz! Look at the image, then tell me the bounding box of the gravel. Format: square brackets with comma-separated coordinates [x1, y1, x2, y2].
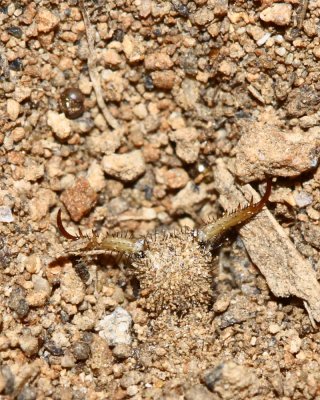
[2, 0, 320, 398]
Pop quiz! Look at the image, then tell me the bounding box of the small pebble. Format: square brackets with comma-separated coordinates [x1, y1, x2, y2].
[19, 334, 39, 356]
[60, 177, 97, 221]
[36, 7, 60, 33]
[156, 167, 189, 189]
[60, 265, 86, 305]
[169, 127, 200, 164]
[71, 341, 91, 361]
[120, 370, 143, 389]
[44, 340, 64, 356]
[8, 287, 30, 318]
[289, 336, 302, 354]
[256, 32, 271, 46]
[102, 150, 146, 182]
[0, 206, 14, 223]
[213, 294, 231, 313]
[7, 99, 20, 121]
[96, 306, 132, 346]
[260, 4, 292, 26]
[47, 111, 72, 140]
[122, 34, 145, 63]
[11, 127, 25, 142]
[7, 26, 22, 38]
[269, 323, 281, 334]
[294, 191, 313, 208]
[112, 344, 132, 360]
[275, 47, 286, 57]
[145, 52, 173, 70]
[127, 385, 139, 397]
[25, 255, 42, 274]
[61, 354, 76, 368]
[151, 70, 176, 90]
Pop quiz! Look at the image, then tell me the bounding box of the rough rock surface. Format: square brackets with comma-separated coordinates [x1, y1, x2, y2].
[235, 122, 320, 182]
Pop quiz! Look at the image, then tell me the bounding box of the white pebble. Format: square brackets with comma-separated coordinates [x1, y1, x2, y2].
[256, 32, 271, 46]
[275, 47, 286, 57]
[96, 306, 132, 346]
[0, 206, 14, 222]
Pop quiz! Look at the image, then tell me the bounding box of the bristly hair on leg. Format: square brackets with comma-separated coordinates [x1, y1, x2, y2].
[57, 209, 145, 257]
[197, 180, 271, 245]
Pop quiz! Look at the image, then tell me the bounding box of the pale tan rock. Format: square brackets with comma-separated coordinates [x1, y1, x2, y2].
[169, 127, 200, 163]
[145, 52, 173, 70]
[7, 99, 20, 121]
[36, 7, 60, 33]
[29, 188, 56, 221]
[203, 361, 256, 398]
[260, 4, 292, 26]
[218, 60, 237, 76]
[24, 160, 45, 182]
[13, 86, 32, 102]
[19, 335, 39, 356]
[11, 127, 25, 142]
[60, 265, 85, 305]
[156, 167, 189, 189]
[102, 150, 146, 182]
[193, 7, 214, 25]
[133, 103, 148, 119]
[101, 48, 122, 66]
[235, 122, 320, 182]
[87, 129, 122, 156]
[122, 35, 145, 63]
[87, 161, 106, 192]
[171, 182, 208, 212]
[47, 111, 72, 140]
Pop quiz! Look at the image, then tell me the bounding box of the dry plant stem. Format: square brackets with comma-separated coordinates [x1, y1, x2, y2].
[214, 159, 320, 325]
[297, 0, 309, 29]
[79, 0, 119, 130]
[0, 43, 10, 80]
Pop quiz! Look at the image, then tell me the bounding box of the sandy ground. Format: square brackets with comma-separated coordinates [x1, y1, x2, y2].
[1, 0, 320, 399]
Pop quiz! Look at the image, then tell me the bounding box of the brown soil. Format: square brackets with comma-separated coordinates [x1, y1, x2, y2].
[1, 1, 320, 399]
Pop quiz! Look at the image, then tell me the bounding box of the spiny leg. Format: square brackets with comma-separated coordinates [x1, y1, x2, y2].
[198, 180, 271, 244]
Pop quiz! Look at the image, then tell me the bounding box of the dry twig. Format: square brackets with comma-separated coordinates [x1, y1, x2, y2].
[79, 0, 119, 130]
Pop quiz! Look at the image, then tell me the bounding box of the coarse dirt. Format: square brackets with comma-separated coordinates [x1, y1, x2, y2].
[1, 1, 320, 399]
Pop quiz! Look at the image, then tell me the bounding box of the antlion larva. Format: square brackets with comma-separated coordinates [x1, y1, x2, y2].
[57, 181, 271, 316]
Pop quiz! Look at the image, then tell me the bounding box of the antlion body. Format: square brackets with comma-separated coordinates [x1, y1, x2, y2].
[57, 181, 271, 317]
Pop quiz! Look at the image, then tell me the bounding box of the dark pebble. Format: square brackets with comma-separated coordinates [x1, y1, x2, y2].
[8, 287, 29, 318]
[144, 75, 154, 91]
[202, 364, 224, 391]
[71, 341, 91, 361]
[173, 3, 189, 17]
[44, 340, 64, 356]
[9, 59, 23, 71]
[7, 26, 23, 39]
[112, 29, 124, 42]
[74, 259, 90, 282]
